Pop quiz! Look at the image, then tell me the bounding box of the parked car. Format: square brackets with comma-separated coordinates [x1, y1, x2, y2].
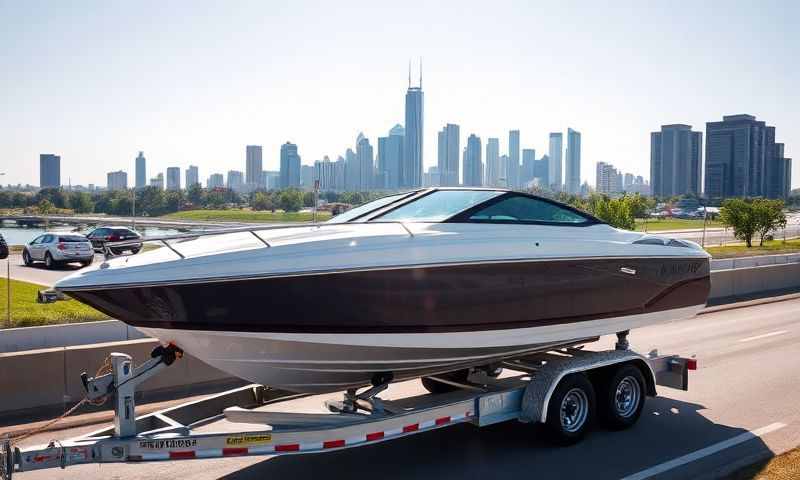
[22, 233, 94, 269]
[0, 233, 8, 260]
[86, 226, 142, 255]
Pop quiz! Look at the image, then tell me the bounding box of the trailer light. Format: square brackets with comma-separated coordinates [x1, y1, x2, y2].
[687, 358, 697, 370]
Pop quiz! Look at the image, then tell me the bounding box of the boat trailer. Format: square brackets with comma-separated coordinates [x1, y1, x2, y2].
[1, 339, 696, 479]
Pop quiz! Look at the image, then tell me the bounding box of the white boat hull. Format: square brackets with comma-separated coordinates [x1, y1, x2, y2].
[139, 304, 703, 393]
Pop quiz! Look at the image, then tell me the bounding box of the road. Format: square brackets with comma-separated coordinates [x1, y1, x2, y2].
[3, 253, 101, 286]
[662, 212, 800, 247]
[10, 296, 800, 479]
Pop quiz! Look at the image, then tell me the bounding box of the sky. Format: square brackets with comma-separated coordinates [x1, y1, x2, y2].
[1, 0, 798, 189]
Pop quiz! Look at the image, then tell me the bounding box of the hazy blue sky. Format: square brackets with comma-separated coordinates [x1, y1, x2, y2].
[1, 0, 797, 188]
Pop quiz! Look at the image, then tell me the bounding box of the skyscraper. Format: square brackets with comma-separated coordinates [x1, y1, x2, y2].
[356, 133, 374, 191]
[508, 130, 520, 189]
[403, 69, 424, 188]
[705, 114, 791, 199]
[548, 133, 563, 191]
[106, 170, 128, 191]
[596, 162, 622, 194]
[280, 142, 301, 188]
[485, 138, 500, 187]
[207, 173, 224, 189]
[300, 165, 315, 190]
[521, 149, 536, 188]
[437, 123, 460, 186]
[185, 165, 199, 189]
[150, 172, 164, 190]
[166, 167, 181, 191]
[378, 124, 404, 189]
[246, 145, 263, 191]
[344, 148, 358, 191]
[227, 170, 244, 191]
[534, 155, 549, 187]
[39, 154, 60, 188]
[135, 151, 146, 189]
[463, 134, 483, 187]
[565, 128, 581, 194]
[650, 124, 702, 197]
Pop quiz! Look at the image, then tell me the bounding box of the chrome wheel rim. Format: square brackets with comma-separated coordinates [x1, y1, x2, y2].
[614, 376, 641, 418]
[560, 388, 589, 433]
[45, 255, 51, 267]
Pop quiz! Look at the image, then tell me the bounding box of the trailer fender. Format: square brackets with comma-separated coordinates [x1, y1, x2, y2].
[518, 350, 656, 424]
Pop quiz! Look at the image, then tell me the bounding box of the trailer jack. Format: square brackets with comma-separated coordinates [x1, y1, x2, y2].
[80, 343, 184, 438]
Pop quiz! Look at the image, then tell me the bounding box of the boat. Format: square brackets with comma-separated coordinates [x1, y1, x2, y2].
[55, 188, 711, 394]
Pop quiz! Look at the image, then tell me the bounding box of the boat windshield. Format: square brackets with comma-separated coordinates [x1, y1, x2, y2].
[373, 190, 503, 222]
[327, 193, 411, 224]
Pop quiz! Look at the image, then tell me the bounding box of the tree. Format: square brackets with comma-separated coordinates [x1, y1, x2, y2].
[37, 198, 54, 214]
[251, 191, 274, 211]
[278, 189, 303, 212]
[70, 192, 93, 213]
[753, 199, 787, 246]
[720, 198, 759, 247]
[589, 196, 636, 230]
[186, 184, 206, 207]
[303, 191, 315, 208]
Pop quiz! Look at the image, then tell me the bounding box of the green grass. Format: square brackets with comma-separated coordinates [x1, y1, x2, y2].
[162, 209, 332, 223]
[0, 278, 110, 328]
[635, 218, 722, 232]
[705, 238, 800, 259]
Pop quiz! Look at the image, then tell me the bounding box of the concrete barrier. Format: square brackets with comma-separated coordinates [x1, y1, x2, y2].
[709, 261, 800, 301]
[0, 338, 235, 420]
[710, 252, 800, 271]
[0, 320, 147, 353]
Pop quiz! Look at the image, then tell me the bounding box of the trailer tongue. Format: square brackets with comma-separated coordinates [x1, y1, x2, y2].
[2, 339, 696, 479]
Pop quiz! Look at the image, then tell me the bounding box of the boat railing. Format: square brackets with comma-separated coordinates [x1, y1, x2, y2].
[102, 221, 416, 260]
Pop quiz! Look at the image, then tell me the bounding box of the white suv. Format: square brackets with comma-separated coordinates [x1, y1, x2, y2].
[22, 233, 95, 269]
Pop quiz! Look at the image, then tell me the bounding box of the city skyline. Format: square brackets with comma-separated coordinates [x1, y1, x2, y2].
[1, 1, 796, 190]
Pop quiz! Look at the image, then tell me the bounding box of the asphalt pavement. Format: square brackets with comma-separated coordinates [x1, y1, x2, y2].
[3, 253, 101, 287]
[10, 296, 800, 479]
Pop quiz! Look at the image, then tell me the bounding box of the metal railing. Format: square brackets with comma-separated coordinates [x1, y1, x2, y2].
[102, 221, 416, 260]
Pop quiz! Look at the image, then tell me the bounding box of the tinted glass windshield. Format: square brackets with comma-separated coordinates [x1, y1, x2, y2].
[327, 193, 411, 224]
[468, 195, 589, 224]
[375, 190, 503, 222]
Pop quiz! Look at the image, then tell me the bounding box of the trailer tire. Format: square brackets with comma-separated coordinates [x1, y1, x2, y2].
[597, 364, 646, 430]
[421, 369, 469, 394]
[545, 373, 595, 445]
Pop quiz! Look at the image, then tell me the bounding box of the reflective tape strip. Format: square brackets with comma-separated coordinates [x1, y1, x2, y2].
[435, 416, 451, 426]
[133, 411, 475, 460]
[223, 448, 248, 456]
[275, 444, 300, 452]
[403, 423, 420, 433]
[169, 451, 195, 460]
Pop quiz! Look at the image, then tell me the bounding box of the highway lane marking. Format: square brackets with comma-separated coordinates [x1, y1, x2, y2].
[738, 330, 789, 343]
[620, 422, 786, 480]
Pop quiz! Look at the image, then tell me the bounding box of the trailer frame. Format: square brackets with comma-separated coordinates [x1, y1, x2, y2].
[1, 342, 696, 479]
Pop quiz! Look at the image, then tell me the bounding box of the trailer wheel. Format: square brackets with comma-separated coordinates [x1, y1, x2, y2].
[597, 364, 646, 430]
[421, 369, 469, 394]
[545, 373, 595, 445]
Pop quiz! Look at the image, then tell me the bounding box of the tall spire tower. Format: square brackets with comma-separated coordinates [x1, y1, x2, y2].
[403, 61, 424, 187]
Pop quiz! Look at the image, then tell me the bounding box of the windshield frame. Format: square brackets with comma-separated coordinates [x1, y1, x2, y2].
[326, 190, 422, 224]
[366, 188, 503, 223]
[446, 191, 603, 226]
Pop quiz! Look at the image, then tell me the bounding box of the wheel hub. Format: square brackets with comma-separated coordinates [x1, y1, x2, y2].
[560, 388, 589, 432]
[614, 376, 641, 418]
